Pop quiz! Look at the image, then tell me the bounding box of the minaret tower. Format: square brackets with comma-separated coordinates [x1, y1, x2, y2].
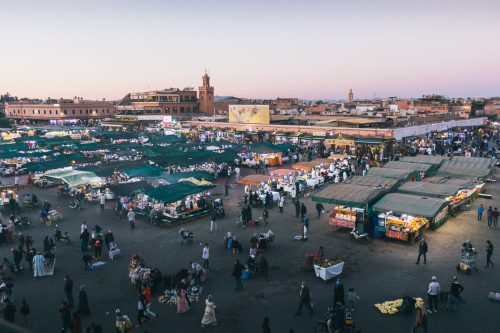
[199, 71, 215, 114]
[348, 88, 354, 102]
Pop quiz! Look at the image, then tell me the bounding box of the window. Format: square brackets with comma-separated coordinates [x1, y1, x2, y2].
[187, 107, 191, 113]
[43, 110, 46, 114]
[180, 107, 184, 113]
[49, 110, 52, 114]
[72, 110, 75, 115]
[64, 110, 67, 115]
[56, 110, 58, 114]
[200, 95, 204, 101]
[32, 110, 35, 114]
[191, 96, 195, 101]
[86, 110, 89, 114]
[23, 110, 25, 114]
[209, 95, 211, 101]
[80, 110, 82, 114]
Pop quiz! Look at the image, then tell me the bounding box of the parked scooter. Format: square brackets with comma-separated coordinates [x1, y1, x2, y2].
[52, 225, 70, 244]
[13, 215, 32, 230]
[179, 228, 194, 245]
[350, 228, 369, 242]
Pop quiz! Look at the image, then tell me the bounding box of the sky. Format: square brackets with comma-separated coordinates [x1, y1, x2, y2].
[1, 0, 499, 100]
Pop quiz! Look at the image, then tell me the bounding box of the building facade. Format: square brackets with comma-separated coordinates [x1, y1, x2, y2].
[5, 98, 115, 121]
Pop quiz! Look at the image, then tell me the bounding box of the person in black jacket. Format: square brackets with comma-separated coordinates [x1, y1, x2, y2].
[60, 302, 72, 332]
[64, 274, 74, 308]
[232, 259, 244, 291]
[416, 239, 428, 264]
[300, 203, 307, 222]
[294, 281, 313, 316]
[3, 298, 16, 323]
[445, 276, 464, 312]
[315, 203, 325, 219]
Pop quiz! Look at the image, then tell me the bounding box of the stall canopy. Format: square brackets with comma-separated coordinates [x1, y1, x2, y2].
[437, 158, 491, 179]
[400, 155, 446, 167]
[397, 182, 461, 198]
[247, 143, 280, 154]
[79, 161, 143, 177]
[25, 159, 73, 172]
[121, 164, 165, 178]
[236, 174, 272, 185]
[292, 159, 332, 171]
[312, 183, 386, 207]
[268, 169, 296, 176]
[345, 176, 400, 190]
[384, 161, 433, 174]
[366, 167, 413, 180]
[159, 171, 215, 184]
[108, 181, 153, 197]
[373, 193, 447, 218]
[146, 182, 215, 204]
[43, 169, 102, 187]
[423, 176, 477, 189]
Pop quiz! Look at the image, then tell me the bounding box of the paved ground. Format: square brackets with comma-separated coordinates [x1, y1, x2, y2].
[1, 167, 499, 333]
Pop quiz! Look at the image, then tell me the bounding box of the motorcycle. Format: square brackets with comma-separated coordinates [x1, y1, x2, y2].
[179, 228, 193, 245]
[68, 199, 82, 211]
[52, 225, 70, 245]
[14, 216, 32, 230]
[314, 308, 355, 333]
[350, 228, 369, 242]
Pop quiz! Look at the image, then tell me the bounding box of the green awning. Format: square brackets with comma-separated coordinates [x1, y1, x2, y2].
[312, 183, 387, 207]
[121, 164, 166, 178]
[146, 182, 215, 204]
[373, 193, 447, 218]
[159, 171, 215, 184]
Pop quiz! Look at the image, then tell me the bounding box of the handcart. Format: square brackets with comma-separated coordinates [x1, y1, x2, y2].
[456, 247, 478, 274]
[314, 260, 344, 281]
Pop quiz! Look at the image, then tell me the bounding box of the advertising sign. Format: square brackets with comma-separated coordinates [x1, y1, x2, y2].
[228, 105, 270, 124]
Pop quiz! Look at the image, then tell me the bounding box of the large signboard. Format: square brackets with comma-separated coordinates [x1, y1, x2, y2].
[228, 105, 270, 124]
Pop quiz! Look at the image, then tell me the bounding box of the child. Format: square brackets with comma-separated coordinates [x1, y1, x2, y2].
[346, 287, 361, 312]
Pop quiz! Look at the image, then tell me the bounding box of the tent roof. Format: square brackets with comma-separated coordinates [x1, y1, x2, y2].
[373, 193, 447, 218]
[108, 181, 153, 197]
[78, 161, 143, 177]
[121, 164, 165, 178]
[43, 169, 102, 187]
[366, 167, 412, 180]
[423, 176, 476, 189]
[437, 159, 491, 178]
[292, 159, 333, 171]
[268, 168, 296, 176]
[384, 161, 433, 173]
[450, 156, 494, 167]
[236, 174, 272, 185]
[158, 171, 215, 184]
[146, 182, 214, 204]
[312, 183, 386, 206]
[397, 182, 461, 198]
[400, 155, 446, 166]
[26, 159, 73, 172]
[346, 175, 400, 189]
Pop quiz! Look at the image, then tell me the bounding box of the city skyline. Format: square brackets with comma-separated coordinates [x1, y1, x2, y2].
[1, 0, 499, 100]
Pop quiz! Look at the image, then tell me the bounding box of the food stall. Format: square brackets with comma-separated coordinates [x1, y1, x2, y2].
[312, 183, 387, 232]
[437, 157, 492, 180]
[373, 193, 449, 243]
[239, 143, 283, 168]
[145, 181, 215, 225]
[314, 258, 344, 281]
[400, 155, 446, 173]
[236, 175, 280, 201]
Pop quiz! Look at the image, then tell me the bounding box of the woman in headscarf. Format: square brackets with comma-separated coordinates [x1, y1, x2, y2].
[177, 280, 190, 314]
[80, 229, 90, 252]
[201, 295, 217, 328]
[78, 285, 90, 316]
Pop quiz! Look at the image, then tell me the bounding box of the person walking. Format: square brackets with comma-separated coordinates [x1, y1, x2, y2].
[427, 276, 440, 313]
[346, 288, 360, 312]
[300, 203, 307, 222]
[294, 281, 313, 316]
[477, 204, 484, 221]
[202, 243, 210, 270]
[78, 285, 90, 316]
[232, 259, 245, 291]
[303, 214, 310, 241]
[33, 251, 44, 278]
[127, 209, 136, 229]
[315, 202, 325, 219]
[100, 193, 106, 210]
[294, 200, 300, 218]
[210, 211, 218, 232]
[492, 207, 499, 228]
[60, 302, 72, 333]
[137, 295, 150, 325]
[333, 278, 345, 307]
[487, 206, 493, 227]
[81, 221, 88, 235]
[3, 298, 16, 323]
[94, 236, 103, 259]
[485, 240, 494, 268]
[416, 238, 428, 264]
[261, 317, 271, 333]
[20, 297, 30, 328]
[142, 285, 158, 318]
[445, 276, 464, 312]
[64, 274, 74, 308]
[412, 303, 428, 333]
[224, 181, 229, 198]
[201, 295, 217, 328]
[80, 229, 90, 252]
[278, 196, 284, 213]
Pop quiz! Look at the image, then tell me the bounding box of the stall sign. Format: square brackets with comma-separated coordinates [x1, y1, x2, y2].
[333, 139, 355, 146]
[433, 207, 449, 224]
[162, 116, 172, 127]
[386, 230, 409, 241]
[329, 217, 355, 229]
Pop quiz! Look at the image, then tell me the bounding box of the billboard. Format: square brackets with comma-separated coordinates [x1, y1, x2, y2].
[228, 105, 270, 124]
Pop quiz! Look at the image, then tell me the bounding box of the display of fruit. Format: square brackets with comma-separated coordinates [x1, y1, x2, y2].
[374, 298, 403, 315]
